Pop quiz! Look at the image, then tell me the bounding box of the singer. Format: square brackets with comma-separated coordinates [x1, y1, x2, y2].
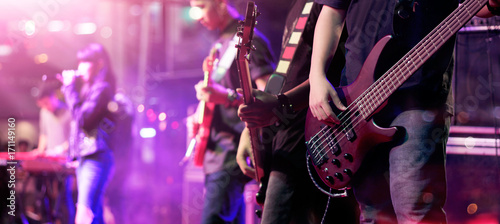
[60, 43, 116, 224]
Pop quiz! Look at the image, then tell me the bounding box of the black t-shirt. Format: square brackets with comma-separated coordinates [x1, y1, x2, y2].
[316, 0, 457, 116]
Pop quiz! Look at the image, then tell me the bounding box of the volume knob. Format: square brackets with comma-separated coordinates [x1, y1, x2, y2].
[344, 153, 353, 162]
[326, 175, 335, 184]
[334, 172, 344, 181]
[332, 159, 341, 168]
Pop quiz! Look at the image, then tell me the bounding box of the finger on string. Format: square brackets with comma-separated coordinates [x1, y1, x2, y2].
[331, 96, 347, 111]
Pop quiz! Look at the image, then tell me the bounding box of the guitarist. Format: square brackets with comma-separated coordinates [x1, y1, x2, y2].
[237, 1, 359, 224]
[308, 0, 499, 223]
[187, 0, 275, 223]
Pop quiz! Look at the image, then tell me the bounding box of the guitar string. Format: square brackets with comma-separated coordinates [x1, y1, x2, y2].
[309, 0, 484, 165]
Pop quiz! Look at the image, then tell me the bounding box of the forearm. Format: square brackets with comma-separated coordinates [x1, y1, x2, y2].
[283, 79, 310, 111]
[476, 0, 500, 18]
[310, 6, 346, 78]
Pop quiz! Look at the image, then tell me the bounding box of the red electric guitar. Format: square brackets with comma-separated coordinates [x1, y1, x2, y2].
[305, 0, 489, 190]
[189, 48, 220, 167]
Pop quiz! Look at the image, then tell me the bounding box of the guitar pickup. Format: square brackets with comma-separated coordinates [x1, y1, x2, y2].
[343, 127, 356, 142]
[340, 110, 357, 142]
[323, 128, 341, 156]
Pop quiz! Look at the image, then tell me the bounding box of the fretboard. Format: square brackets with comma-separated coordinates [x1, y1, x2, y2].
[355, 0, 487, 119]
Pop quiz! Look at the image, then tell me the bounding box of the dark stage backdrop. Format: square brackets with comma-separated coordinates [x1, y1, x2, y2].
[446, 19, 500, 224]
[453, 27, 500, 127]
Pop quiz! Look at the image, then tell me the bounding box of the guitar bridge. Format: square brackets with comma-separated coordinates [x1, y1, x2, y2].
[306, 126, 340, 166]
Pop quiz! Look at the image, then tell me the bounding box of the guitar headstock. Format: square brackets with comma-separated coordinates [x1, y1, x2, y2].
[205, 43, 221, 74]
[236, 1, 259, 61]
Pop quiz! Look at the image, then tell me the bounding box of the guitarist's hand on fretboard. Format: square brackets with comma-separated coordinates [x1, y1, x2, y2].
[195, 80, 236, 105]
[202, 51, 218, 73]
[237, 88, 279, 128]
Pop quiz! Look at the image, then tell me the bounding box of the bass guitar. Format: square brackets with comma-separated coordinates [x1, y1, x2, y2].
[305, 0, 489, 190]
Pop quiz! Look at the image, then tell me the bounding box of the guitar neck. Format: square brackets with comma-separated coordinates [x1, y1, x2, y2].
[239, 60, 254, 105]
[197, 70, 211, 124]
[356, 0, 487, 119]
[235, 1, 267, 183]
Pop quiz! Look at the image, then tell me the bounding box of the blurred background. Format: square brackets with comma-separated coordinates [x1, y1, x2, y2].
[0, 0, 288, 223]
[0, 0, 499, 223]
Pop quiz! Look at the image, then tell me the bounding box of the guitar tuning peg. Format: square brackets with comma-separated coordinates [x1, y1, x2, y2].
[238, 20, 244, 24]
[256, 12, 261, 17]
[251, 45, 257, 51]
[235, 44, 241, 49]
[237, 31, 243, 37]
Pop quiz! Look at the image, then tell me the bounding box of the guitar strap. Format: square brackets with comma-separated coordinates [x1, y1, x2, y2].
[212, 34, 239, 83]
[265, 0, 315, 94]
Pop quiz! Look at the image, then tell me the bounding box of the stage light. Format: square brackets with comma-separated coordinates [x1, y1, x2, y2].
[34, 53, 49, 64]
[171, 121, 179, 130]
[137, 104, 145, 113]
[141, 146, 155, 164]
[48, 20, 65, 32]
[140, 128, 156, 138]
[158, 112, 167, 121]
[467, 203, 478, 215]
[107, 101, 119, 113]
[100, 26, 113, 39]
[159, 121, 167, 131]
[74, 22, 97, 35]
[24, 20, 36, 36]
[464, 136, 476, 149]
[189, 7, 202, 21]
[147, 109, 156, 122]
